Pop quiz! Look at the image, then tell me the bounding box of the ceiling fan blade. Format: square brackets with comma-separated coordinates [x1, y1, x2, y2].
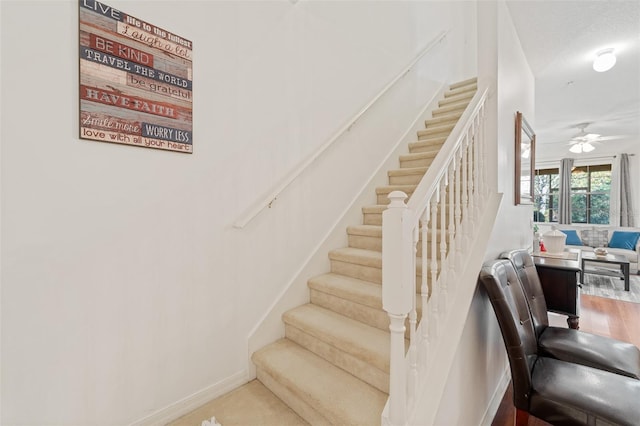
[595, 135, 626, 141]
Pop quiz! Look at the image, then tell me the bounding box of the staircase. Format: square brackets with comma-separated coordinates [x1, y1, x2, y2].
[170, 78, 481, 426]
[251, 78, 478, 425]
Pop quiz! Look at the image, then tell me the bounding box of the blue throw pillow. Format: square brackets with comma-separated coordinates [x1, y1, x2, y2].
[561, 229, 583, 246]
[608, 231, 640, 250]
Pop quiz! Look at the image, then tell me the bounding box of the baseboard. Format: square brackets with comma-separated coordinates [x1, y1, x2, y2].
[480, 366, 511, 426]
[129, 369, 250, 426]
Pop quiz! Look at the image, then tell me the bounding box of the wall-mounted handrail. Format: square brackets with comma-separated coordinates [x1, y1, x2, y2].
[233, 30, 449, 229]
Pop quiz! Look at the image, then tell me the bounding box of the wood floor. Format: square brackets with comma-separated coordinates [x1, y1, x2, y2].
[490, 294, 640, 426]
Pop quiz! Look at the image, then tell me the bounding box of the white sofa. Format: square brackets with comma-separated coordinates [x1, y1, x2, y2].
[536, 223, 640, 274]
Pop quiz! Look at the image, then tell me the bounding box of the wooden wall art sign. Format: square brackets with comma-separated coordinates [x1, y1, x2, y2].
[79, 0, 193, 153]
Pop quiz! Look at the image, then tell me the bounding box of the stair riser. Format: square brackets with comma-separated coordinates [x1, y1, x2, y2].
[256, 368, 330, 426]
[363, 212, 382, 226]
[389, 173, 425, 185]
[400, 157, 434, 169]
[449, 77, 477, 90]
[285, 325, 390, 394]
[348, 234, 382, 252]
[439, 92, 473, 107]
[445, 83, 477, 98]
[417, 126, 454, 139]
[348, 234, 446, 259]
[409, 145, 443, 155]
[409, 139, 445, 154]
[417, 134, 450, 144]
[330, 259, 423, 286]
[311, 289, 385, 329]
[432, 104, 467, 117]
[362, 210, 448, 227]
[362, 207, 456, 228]
[347, 234, 451, 260]
[310, 290, 416, 339]
[425, 114, 461, 128]
[331, 259, 382, 284]
[348, 229, 437, 248]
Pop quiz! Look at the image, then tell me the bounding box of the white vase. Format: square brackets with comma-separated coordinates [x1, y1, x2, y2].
[543, 226, 566, 254]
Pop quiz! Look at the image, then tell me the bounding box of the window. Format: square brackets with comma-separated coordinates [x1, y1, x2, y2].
[534, 164, 611, 224]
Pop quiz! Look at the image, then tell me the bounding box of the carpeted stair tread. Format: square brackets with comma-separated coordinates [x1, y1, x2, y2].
[347, 224, 427, 253]
[416, 122, 456, 138]
[329, 247, 383, 268]
[400, 151, 439, 162]
[330, 247, 424, 274]
[252, 339, 387, 425]
[388, 166, 429, 178]
[283, 304, 391, 372]
[308, 272, 424, 319]
[361, 204, 387, 226]
[388, 167, 429, 185]
[449, 77, 477, 90]
[376, 184, 417, 193]
[432, 101, 470, 117]
[438, 90, 474, 106]
[399, 155, 436, 169]
[445, 82, 477, 98]
[308, 273, 382, 309]
[425, 112, 463, 127]
[347, 224, 383, 251]
[362, 205, 388, 214]
[409, 137, 447, 154]
[347, 224, 382, 238]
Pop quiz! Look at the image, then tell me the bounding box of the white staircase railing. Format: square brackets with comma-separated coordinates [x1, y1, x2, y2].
[382, 85, 490, 425]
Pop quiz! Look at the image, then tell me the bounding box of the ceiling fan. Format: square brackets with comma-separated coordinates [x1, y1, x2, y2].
[567, 123, 624, 154]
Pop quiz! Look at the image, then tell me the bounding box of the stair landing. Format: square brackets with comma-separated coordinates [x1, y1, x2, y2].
[167, 379, 308, 426]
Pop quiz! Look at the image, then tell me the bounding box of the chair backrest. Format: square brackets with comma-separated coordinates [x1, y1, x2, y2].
[479, 259, 538, 410]
[501, 249, 549, 337]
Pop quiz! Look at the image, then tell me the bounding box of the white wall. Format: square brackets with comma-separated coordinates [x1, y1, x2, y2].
[1, 1, 477, 424]
[630, 151, 640, 225]
[434, 1, 536, 424]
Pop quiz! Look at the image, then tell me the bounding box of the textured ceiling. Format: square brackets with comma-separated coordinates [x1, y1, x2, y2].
[506, 0, 640, 163]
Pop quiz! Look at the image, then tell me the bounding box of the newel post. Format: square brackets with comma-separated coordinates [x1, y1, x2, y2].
[383, 191, 413, 425]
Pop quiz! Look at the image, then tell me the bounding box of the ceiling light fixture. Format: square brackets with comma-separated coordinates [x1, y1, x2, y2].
[569, 142, 595, 154]
[593, 48, 616, 72]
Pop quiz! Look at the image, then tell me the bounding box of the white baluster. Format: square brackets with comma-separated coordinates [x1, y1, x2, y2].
[429, 190, 439, 338]
[447, 160, 457, 294]
[419, 209, 430, 368]
[478, 105, 488, 198]
[454, 148, 463, 269]
[408, 226, 419, 406]
[474, 117, 483, 216]
[467, 130, 476, 225]
[461, 138, 470, 245]
[439, 176, 448, 314]
[472, 117, 481, 215]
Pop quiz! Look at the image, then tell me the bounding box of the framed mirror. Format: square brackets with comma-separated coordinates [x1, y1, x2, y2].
[515, 111, 535, 205]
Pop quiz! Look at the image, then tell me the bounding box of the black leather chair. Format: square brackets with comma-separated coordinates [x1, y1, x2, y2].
[501, 248, 640, 379]
[479, 259, 640, 426]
